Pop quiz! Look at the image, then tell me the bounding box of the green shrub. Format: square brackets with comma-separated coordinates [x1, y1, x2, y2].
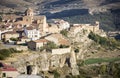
[59, 44, 69, 48]
[40, 42, 58, 52]
[88, 32, 120, 49]
[53, 70, 60, 78]
[10, 37, 18, 41]
[0, 54, 5, 60]
[0, 48, 21, 60]
[60, 29, 68, 37]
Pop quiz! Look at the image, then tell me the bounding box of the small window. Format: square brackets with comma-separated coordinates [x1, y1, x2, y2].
[26, 19, 28, 21]
[2, 73, 6, 77]
[35, 35, 37, 37]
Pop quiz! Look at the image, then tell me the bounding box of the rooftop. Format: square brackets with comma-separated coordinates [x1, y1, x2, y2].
[0, 62, 17, 71]
[33, 39, 49, 43]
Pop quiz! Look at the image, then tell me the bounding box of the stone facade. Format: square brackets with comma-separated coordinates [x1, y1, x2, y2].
[72, 21, 100, 33]
[28, 39, 48, 50]
[1, 71, 19, 78]
[11, 50, 78, 75]
[45, 33, 70, 46]
[0, 62, 20, 78]
[52, 47, 71, 55]
[1, 31, 19, 42]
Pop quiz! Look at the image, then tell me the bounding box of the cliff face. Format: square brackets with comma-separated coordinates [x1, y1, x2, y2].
[4, 27, 106, 77]
[11, 51, 79, 75]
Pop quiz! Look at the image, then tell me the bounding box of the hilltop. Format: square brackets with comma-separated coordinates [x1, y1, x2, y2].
[0, 0, 120, 30]
[0, 0, 120, 13]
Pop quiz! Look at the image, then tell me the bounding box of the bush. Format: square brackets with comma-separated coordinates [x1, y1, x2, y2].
[0, 48, 21, 60]
[0, 54, 5, 60]
[59, 44, 69, 48]
[40, 42, 58, 52]
[60, 29, 68, 37]
[88, 32, 120, 49]
[52, 70, 60, 78]
[10, 37, 18, 41]
[99, 65, 107, 74]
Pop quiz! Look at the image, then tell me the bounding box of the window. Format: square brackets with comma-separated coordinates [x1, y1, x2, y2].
[2, 73, 6, 77]
[26, 19, 28, 21]
[35, 35, 38, 37]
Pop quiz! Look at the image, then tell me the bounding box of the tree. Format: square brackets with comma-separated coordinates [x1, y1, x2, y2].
[10, 37, 18, 41]
[60, 29, 68, 37]
[99, 65, 107, 74]
[88, 31, 120, 49]
[40, 42, 58, 52]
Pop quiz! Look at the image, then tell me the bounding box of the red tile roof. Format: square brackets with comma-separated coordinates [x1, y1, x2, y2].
[0, 62, 17, 71]
[33, 39, 49, 43]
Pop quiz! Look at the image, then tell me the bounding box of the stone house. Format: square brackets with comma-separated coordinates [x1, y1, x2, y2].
[17, 36, 31, 44]
[22, 8, 47, 33]
[1, 31, 19, 42]
[1, 14, 21, 23]
[45, 33, 70, 46]
[72, 21, 100, 33]
[0, 62, 19, 78]
[27, 39, 49, 50]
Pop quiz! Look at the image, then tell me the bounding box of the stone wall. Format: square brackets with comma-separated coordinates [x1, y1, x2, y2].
[15, 46, 28, 51]
[52, 47, 71, 55]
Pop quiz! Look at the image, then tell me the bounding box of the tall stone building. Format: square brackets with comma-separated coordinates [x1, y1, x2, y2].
[23, 8, 34, 24]
[25, 8, 34, 16]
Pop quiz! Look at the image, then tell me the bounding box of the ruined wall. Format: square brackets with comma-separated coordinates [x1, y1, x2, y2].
[52, 47, 71, 55]
[11, 52, 73, 74]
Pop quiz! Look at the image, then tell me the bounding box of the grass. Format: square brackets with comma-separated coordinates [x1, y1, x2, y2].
[84, 58, 120, 65]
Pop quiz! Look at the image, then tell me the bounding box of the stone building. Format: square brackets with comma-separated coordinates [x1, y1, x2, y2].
[72, 21, 100, 33]
[0, 62, 19, 78]
[28, 39, 49, 50]
[1, 31, 19, 42]
[23, 8, 47, 33]
[24, 26, 41, 40]
[45, 33, 70, 46]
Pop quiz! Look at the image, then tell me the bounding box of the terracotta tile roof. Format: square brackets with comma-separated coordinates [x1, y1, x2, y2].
[0, 62, 17, 71]
[21, 36, 28, 39]
[59, 39, 70, 45]
[26, 26, 34, 30]
[15, 21, 31, 25]
[2, 14, 21, 20]
[46, 33, 70, 45]
[49, 33, 63, 39]
[33, 39, 49, 43]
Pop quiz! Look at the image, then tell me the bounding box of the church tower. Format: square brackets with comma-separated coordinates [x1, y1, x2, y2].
[23, 8, 34, 24]
[25, 8, 34, 16]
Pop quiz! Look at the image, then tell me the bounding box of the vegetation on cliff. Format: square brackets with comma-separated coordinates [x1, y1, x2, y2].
[0, 48, 21, 60]
[88, 32, 120, 49]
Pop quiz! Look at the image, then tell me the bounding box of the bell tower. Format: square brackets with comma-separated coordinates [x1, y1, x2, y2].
[25, 8, 34, 16]
[23, 8, 34, 24]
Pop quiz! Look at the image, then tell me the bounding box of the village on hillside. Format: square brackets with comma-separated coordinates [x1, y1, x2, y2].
[0, 8, 108, 78]
[0, 8, 105, 51]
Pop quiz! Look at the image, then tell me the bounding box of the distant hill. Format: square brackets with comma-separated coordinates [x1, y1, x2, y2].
[0, 0, 120, 31]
